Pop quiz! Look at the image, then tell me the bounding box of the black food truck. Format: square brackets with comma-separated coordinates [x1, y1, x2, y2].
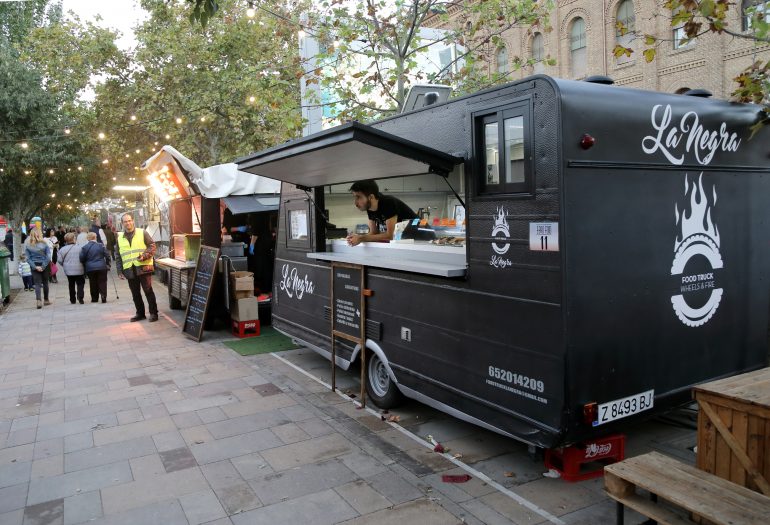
[236, 75, 770, 448]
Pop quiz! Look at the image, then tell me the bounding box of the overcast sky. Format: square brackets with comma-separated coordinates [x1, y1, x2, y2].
[60, 0, 148, 49]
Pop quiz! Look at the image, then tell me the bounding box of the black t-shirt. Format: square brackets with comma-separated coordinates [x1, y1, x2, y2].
[367, 195, 418, 233]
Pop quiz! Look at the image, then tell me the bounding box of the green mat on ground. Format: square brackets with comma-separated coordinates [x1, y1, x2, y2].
[223, 325, 301, 356]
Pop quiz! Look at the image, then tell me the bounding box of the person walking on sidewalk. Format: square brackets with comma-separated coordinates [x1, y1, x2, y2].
[24, 228, 51, 309]
[80, 232, 110, 303]
[58, 232, 86, 304]
[116, 213, 158, 322]
[18, 255, 32, 290]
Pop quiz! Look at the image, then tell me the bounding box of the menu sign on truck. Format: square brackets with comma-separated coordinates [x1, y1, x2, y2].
[333, 265, 363, 340]
[183, 245, 220, 341]
[331, 263, 366, 405]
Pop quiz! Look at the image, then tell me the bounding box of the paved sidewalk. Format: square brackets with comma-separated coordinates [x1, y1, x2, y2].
[0, 272, 641, 525]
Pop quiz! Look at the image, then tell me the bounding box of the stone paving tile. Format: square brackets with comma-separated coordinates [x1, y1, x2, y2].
[249, 458, 358, 506]
[27, 461, 133, 506]
[196, 407, 227, 424]
[334, 480, 392, 515]
[30, 455, 63, 479]
[0, 482, 28, 514]
[64, 436, 156, 473]
[164, 394, 237, 415]
[230, 489, 357, 525]
[159, 447, 198, 473]
[509, 477, 606, 517]
[22, 497, 64, 525]
[92, 416, 175, 446]
[178, 489, 228, 525]
[100, 466, 209, 514]
[477, 492, 549, 525]
[62, 491, 102, 525]
[338, 450, 390, 479]
[86, 499, 189, 525]
[260, 433, 354, 472]
[170, 411, 203, 429]
[129, 454, 165, 480]
[199, 460, 244, 489]
[115, 408, 143, 425]
[140, 403, 169, 419]
[229, 452, 274, 481]
[32, 438, 63, 461]
[270, 422, 311, 445]
[296, 417, 336, 438]
[338, 498, 464, 525]
[0, 444, 34, 466]
[37, 411, 64, 428]
[85, 384, 156, 406]
[219, 394, 297, 419]
[364, 469, 425, 506]
[0, 461, 32, 490]
[205, 410, 290, 440]
[10, 415, 39, 433]
[62, 433, 92, 454]
[212, 482, 262, 515]
[189, 429, 283, 465]
[5, 428, 37, 447]
[0, 508, 23, 525]
[36, 414, 117, 442]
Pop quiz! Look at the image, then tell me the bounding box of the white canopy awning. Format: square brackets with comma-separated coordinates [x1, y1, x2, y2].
[142, 146, 281, 199]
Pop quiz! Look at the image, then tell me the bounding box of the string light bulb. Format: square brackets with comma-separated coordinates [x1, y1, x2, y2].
[165, 134, 170, 139]
[175, 117, 182, 124]
[246, 7, 256, 17]
[130, 115, 137, 121]
[20, 142, 28, 149]
[64, 128, 71, 135]
[333, 39, 341, 48]
[98, 132, 105, 140]
[248, 96, 256, 103]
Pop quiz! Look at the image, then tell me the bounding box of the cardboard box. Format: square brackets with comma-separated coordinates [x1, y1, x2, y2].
[233, 289, 252, 300]
[230, 271, 254, 291]
[230, 297, 259, 322]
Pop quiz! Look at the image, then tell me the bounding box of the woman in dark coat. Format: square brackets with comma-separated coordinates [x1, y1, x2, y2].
[79, 232, 110, 303]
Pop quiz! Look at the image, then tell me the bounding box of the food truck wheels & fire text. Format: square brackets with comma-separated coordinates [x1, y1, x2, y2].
[366, 353, 405, 409]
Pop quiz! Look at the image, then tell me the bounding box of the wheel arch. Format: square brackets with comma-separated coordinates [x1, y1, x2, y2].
[351, 339, 399, 386]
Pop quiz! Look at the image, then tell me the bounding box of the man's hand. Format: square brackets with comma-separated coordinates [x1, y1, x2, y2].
[346, 233, 363, 246]
[35, 266, 43, 272]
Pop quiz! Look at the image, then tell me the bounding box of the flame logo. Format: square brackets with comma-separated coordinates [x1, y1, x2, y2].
[674, 174, 720, 252]
[491, 206, 510, 255]
[670, 173, 723, 327]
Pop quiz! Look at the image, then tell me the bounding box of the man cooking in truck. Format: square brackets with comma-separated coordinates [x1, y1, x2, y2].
[346, 179, 419, 246]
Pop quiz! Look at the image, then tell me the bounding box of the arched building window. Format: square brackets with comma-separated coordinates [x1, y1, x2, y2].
[615, 0, 635, 64]
[532, 33, 545, 74]
[742, 0, 770, 31]
[496, 46, 509, 75]
[570, 17, 587, 78]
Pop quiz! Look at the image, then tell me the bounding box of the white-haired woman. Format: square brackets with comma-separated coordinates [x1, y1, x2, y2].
[24, 228, 51, 309]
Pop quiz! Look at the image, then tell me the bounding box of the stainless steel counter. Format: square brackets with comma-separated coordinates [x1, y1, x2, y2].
[307, 240, 466, 277]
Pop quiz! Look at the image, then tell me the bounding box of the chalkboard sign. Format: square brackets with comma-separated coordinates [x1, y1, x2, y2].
[332, 263, 364, 342]
[183, 245, 220, 341]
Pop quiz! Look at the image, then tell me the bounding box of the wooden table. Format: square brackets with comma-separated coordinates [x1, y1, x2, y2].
[693, 367, 770, 496]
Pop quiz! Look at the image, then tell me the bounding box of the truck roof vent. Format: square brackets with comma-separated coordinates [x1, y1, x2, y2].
[683, 88, 712, 98]
[584, 75, 614, 85]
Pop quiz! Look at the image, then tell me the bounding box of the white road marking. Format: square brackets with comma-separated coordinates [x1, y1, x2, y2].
[270, 351, 567, 525]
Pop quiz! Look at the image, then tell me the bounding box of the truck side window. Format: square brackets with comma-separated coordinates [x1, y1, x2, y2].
[285, 199, 312, 251]
[476, 102, 532, 195]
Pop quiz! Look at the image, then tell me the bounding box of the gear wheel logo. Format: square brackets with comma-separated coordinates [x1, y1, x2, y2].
[670, 174, 723, 327]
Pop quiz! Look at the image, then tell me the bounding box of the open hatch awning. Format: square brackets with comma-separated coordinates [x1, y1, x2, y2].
[235, 122, 463, 188]
[223, 194, 280, 215]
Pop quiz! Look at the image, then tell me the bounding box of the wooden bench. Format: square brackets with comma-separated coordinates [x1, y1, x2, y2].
[604, 451, 770, 525]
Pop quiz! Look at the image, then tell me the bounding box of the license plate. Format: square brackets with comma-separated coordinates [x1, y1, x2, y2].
[593, 389, 654, 426]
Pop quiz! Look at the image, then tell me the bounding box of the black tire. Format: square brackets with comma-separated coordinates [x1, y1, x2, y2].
[366, 352, 404, 409]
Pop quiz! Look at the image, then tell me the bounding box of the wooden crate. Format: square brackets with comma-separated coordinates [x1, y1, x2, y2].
[693, 367, 770, 496]
[604, 451, 770, 525]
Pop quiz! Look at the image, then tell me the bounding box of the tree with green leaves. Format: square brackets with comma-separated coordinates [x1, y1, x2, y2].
[303, 0, 550, 121]
[0, 45, 102, 259]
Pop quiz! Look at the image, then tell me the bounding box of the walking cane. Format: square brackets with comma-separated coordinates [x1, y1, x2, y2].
[109, 266, 120, 299]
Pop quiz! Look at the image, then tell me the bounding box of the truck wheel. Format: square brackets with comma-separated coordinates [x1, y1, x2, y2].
[366, 353, 404, 409]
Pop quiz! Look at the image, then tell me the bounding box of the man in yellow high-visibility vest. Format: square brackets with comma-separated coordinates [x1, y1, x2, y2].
[116, 213, 158, 322]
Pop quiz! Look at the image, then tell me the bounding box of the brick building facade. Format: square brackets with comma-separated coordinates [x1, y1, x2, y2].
[427, 1, 769, 98]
